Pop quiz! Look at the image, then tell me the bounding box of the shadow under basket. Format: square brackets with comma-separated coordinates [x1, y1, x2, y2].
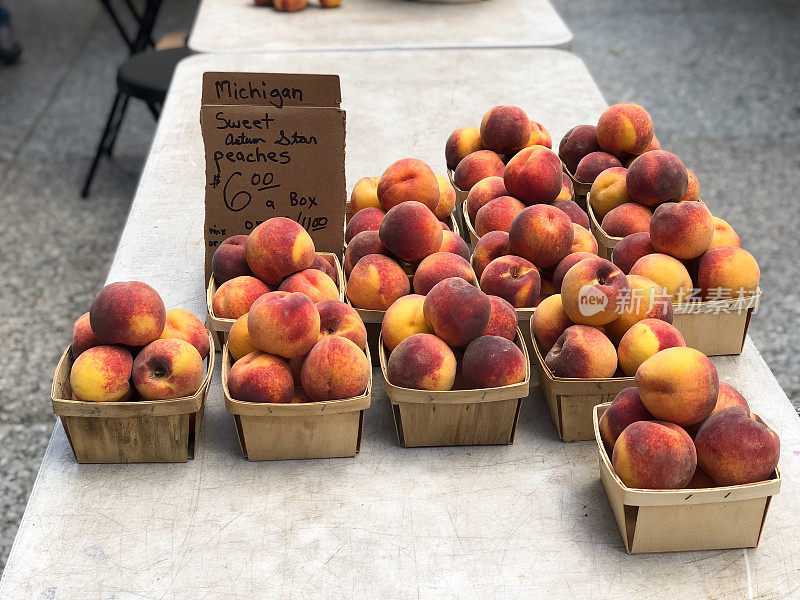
[206, 252, 344, 353]
[593, 403, 781, 554]
[51, 331, 215, 463]
[530, 328, 633, 442]
[379, 328, 530, 447]
[221, 343, 371, 461]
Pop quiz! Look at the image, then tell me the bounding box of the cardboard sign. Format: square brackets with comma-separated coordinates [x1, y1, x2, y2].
[200, 72, 346, 280]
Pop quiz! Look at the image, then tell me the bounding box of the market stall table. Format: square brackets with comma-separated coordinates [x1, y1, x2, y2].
[2, 50, 798, 599]
[188, 0, 572, 53]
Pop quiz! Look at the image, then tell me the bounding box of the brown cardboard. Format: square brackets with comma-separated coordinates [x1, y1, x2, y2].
[51, 332, 215, 463]
[379, 328, 530, 447]
[200, 72, 346, 281]
[221, 343, 371, 461]
[593, 403, 781, 554]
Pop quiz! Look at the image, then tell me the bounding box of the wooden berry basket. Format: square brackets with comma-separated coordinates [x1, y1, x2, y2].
[206, 252, 344, 352]
[561, 162, 591, 211]
[461, 200, 480, 247]
[593, 403, 781, 554]
[586, 196, 618, 261]
[447, 168, 471, 244]
[221, 343, 371, 461]
[529, 327, 633, 442]
[51, 331, 215, 463]
[379, 328, 530, 447]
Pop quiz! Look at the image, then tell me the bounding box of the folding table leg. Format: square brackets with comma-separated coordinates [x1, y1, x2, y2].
[104, 94, 131, 156]
[81, 91, 126, 198]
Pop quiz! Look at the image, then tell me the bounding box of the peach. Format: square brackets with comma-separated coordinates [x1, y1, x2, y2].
[509, 204, 574, 269]
[465, 176, 508, 222]
[72, 312, 100, 357]
[697, 246, 760, 299]
[387, 333, 457, 391]
[558, 125, 601, 173]
[310, 254, 338, 285]
[347, 254, 410, 311]
[212, 235, 253, 284]
[278, 268, 339, 303]
[345, 207, 385, 243]
[570, 224, 598, 254]
[530, 294, 573, 353]
[482, 295, 517, 340]
[503, 145, 563, 205]
[708, 216, 741, 249]
[626, 151, 688, 206]
[70, 346, 133, 402]
[596, 103, 654, 156]
[712, 383, 750, 416]
[650, 201, 714, 260]
[90, 281, 166, 347]
[413, 252, 476, 295]
[245, 217, 315, 286]
[438, 230, 470, 260]
[526, 120, 552, 149]
[379, 201, 443, 262]
[695, 407, 780, 486]
[132, 339, 203, 400]
[343, 230, 386, 277]
[349, 176, 381, 213]
[380, 294, 433, 352]
[480, 105, 531, 155]
[228, 351, 294, 403]
[643, 134, 661, 153]
[300, 336, 369, 402]
[629, 253, 694, 302]
[545, 325, 617, 378]
[560, 256, 629, 326]
[574, 152, 622, 183]
[273, 0, 306, 10]
[589, 167, 630, 220]
[316, 299, 367, 349]
[159, 308, 210, 359]
[475, 196, 525, 236]
[678, 169, 700, 202]
[248, 291, 320, 359]
[472, 231, 510, 279]
[612, 232, 654, 274]
[377, 158, 439, 211]
[212, 275, 271, 320]
[433, 174, 457, 220]
[423, 277, 491, 347]
[598, 387, 653, 449]
[556, 173, 575, 202]
[553, 199, 589, 230]
[688, 467, 717, 488]
[462, 336, 526, 389]
[479, 255, 541, 308]
[635, 346, 718, 427]
[604, 274, 673, 343]
[612, 421, 697, 489]
[228, 314, 257, 362]
[445, 127, 484, 171]
[551, 252, 595, 292]
[453, 150, 506, 191]
[601, 203, 652, 237]
[537, 277, 556, 305]
[618, 318, 686, 376]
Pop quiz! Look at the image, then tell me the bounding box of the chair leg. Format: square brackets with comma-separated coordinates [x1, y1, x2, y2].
[81, 92, 125, 198]
[144, 100, 161, 120]
[104, 94, 131, 156]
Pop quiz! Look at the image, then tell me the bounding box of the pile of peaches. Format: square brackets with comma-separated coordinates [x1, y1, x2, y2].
[211, 217, 340, 320]
[345, 158, 472, 310]
[70, 282, 209, 403]
[599, 347, 779, 489]
[382, 277, 526, 392]
[253, 0, 340, 12]
[212, 217, 370, 404]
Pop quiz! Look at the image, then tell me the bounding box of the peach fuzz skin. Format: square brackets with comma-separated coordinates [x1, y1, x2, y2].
[596, 103, 654, 156]
[70, 346, 133, 402]
[317, 300, 367, 350]
[601, 203, 653, 238]
[603, 274, 673, 344]
[343, 230, 387, 277]
[132, 338, 204, 401]
[345, 207, 385, 243]
[475, 196, 525, 236]
[247, 291, 320, 359]
[617, 318, 686, 377]
[159, 308, 210, 359]
[611, 232, 654, 274]
[438, 230, 471, 261]
[377, 158, 440, 211]
[509, 204, 574, 269]
[379, 201, 443, 263]
[245, 217, 315, 287]
[453, 150, 506, 191]
[212, 235, 253, 284]
[479, 255, 541, 308]
[480, 105, 531, 155]
[346, 254, 410, 311]
[544, 325, 617, 379]
[629, 253, 693, 302]
[598, 387, 653, 449]
[697, 246, 760, 300]
[551, 252, 595, 292]
[612, 421, 697, 489]
[90, 281, 166, 347]
[503, 145, 563, 205]
[72, 312, 100, 357]
[381, 294, 434, 352]
[465, 176, 507, 222]
[445, 127, 484, 171]
[482, 295, 517, 341]
[433, 174, 457, 220]
[589, 167, 630, 220]
[349, 177, 381, 213]
[387, 333, 457, 391]
[560, 256, 629, 326]
[228, 314, 257, 362]
[212, 276, 271, 320]
[635, 346, 719, 427]
[300, 336, 370, 402]
[472, 231, 510, 279]
[228, 351, 294, 404]
[708, 216, 741, 249]
[462, 336, 526, 389]
[423, 278, 491, 348]
[413, 253, 476, 296]
[626, 151, 688, 207]
[278, 268, 339, 304]
[530, 294, 573, 354]
[558, 124, 601, 174]
[649, 201, 714, 260]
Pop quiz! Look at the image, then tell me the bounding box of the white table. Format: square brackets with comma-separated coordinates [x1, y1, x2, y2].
[3, 50, 799, 599]
[188, 0, 572, 53]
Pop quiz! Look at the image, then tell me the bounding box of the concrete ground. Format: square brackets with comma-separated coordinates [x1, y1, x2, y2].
[0, 0, 797, 575]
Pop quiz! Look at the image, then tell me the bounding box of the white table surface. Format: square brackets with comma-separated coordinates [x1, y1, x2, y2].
[188, 0, 572, 53]
[2, 50, 799, 600]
